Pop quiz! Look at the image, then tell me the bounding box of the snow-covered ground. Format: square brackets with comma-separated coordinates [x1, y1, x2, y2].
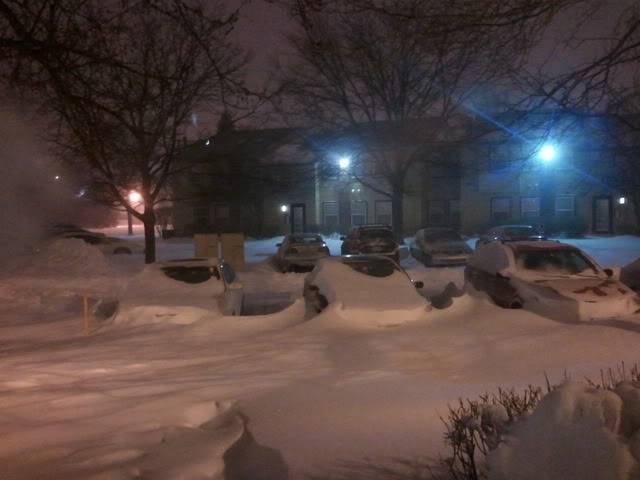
[2, 233, 640, 479]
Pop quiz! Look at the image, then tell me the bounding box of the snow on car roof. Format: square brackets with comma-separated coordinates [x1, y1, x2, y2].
[505, 240, 577, 252]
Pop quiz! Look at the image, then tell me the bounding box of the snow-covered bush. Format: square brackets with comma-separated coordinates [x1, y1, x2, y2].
[441, 365, 640, 480]
[441, 386, 542, 480]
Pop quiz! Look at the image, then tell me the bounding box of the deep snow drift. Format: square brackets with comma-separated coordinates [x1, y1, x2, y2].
[1, 235, 640, 479]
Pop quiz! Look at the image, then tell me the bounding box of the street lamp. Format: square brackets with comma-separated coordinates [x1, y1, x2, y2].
[127, 190, 142, 236]
[338, 156, 351, 170]
[538, 143, 557, 163]
[280, 204, 288, 213]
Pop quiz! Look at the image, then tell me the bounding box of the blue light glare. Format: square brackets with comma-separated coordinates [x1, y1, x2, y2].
[539, 144, 556, 162]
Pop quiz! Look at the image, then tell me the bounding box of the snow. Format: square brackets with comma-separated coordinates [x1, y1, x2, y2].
[488, 382, 638, 480]
[306, 257, 430, 326]
[2, 234, 640, 478]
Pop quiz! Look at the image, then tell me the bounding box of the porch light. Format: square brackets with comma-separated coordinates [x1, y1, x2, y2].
[619, 197, 627, 205]
[280, 204, 288, 213]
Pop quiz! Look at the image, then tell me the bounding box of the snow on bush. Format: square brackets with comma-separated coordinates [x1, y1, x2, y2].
[488, 382, 640, 480]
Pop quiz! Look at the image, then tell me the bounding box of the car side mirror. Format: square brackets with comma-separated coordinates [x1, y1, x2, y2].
[276, 243, 282, 247]
[340, 236, 345, 241]
[604, 268, 614, 278]
[413, 280, 424, 289]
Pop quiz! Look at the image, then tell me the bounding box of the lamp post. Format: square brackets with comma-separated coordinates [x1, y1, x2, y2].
[128, 190, 142, 236]
[537, 143, 558, 228]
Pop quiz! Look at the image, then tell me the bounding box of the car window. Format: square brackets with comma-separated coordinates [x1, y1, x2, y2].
[423, 230, 462, 242]
[516, 249, 597, 275]
[503, 226, 534, 237]
[162, 266, 212, 284]
[360, 228, 394, 240]
[220, 262, 236, 284]
[343, 258, 399, 277]
[289, 234, 322, 244]
[71, 234, 103, 245]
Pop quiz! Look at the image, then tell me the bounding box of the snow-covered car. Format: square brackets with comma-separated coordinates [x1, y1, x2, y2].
[59, 230, 143, 255]
[409, 227, 472, 266]
[475, 224, 545, 249]
[274, 233, 330, 272]
[465, 240, 640, 321]
[155, 257, 244, 315]
[340, 224, 400, 262]
[303, 255, 428, 322]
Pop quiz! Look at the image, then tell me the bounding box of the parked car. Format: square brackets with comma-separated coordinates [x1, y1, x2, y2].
[274, 233, 330, 272]
[157, 257, 244, 315]
[58, 230, 143, 255]
[475, 225, 546, 249]
[340, 224, 400, 262]
[410, 227, 472, 266]
[465, 240, 640, 321]
[303, 255, 426, 320]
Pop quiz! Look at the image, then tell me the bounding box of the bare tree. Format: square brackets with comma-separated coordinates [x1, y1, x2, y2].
[0, 0, 248, 262]
[276, 0, 580, 236]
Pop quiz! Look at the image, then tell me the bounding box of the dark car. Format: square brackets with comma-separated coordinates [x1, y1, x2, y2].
[475, 224, 546, 249]
[340, 224, 400, 262]
[410, 227, 472, 266]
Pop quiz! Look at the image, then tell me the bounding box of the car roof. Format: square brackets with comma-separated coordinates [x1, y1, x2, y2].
[493, 224, 535, 230]
[355, 224, 392, 230]
[504, 240, 577, 252]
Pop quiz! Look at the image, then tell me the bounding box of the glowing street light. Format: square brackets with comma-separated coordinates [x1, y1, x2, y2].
[338, 156, 351, 170]
[538, 144, 557, 163]
[128, 190, 142, 203]
[54, 175, 61, 181]
[280, 204, 289, 213]
[619, 197, 627, 205]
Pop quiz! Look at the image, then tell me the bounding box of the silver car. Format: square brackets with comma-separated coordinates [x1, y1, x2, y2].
[274, 233, 330, 272]
[410, 227, 472, 266]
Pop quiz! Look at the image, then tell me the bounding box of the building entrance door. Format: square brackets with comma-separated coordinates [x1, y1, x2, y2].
[593, 196, 612, 233]
[290, 203, 306, 233]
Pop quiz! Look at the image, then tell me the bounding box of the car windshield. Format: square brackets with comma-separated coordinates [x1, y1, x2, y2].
[343, 258, 399, 277]
[423, 230, 462, 242]
[289, 234, 322, 244]
[360, 228, 394, 240]
[516, 249, 598, 275]
[503, 226, 535, 237]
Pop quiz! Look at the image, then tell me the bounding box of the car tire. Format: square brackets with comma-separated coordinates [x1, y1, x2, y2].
[113, 247, 132, 255]
[490, 293, 523, 309]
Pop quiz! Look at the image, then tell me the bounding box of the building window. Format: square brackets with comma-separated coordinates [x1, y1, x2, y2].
[351, 200, 367, 226]
[449, 199, 461, 226]
[323, 201, 339, 228]
[428, 200, 446, 225]
[490, 197, 511, 222]
[555, 195, 575, 215]
[375, 200, 392, 225]
[193, 205, 209, 226]
[520, 196, 540, 218]
[214, 204, 230, 220]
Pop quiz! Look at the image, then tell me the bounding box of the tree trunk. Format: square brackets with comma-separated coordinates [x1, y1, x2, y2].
[391, 186, 404, 241]
[632, 190, 640, 235]
[143, 205, 156, 264]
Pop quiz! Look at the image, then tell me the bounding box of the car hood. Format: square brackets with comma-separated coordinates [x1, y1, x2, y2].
[422, 240, 471, 254]
[524, 277, 634, 302]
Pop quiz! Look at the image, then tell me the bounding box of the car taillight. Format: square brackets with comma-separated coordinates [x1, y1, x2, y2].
[287, 247, 298, 254]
